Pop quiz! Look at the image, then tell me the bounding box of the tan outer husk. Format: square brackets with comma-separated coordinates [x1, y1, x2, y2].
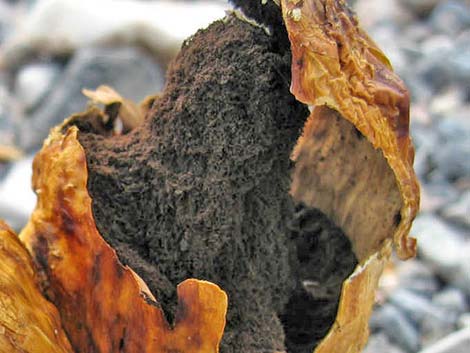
[281, 1, 420, 352]
[283, 0, 419, 260]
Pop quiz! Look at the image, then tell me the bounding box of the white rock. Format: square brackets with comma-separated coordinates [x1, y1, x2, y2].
[14, 62, 60, 110]
[0, 156, 36, 231]
[354, 0, 413, 29]
[0, 0, 228, 68]
[418, 328, 470, 353]
[458, 313, 470, 329]
[399, 0, 440, 17]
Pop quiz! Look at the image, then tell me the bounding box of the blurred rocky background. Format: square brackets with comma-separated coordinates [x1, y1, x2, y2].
[0, 1, 468, 352]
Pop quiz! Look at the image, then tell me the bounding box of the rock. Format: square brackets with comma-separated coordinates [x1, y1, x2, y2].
[420, 287, 468, 345]
[0, 83, 18, 149]
[364, 332, 406, 353]
[442, 191, 470, 228]
[399, 0, 440, 17]
[389, 289, 451, 325]
[354, 0, 413, 29]
[403, 22, 433, 44]
[418, 328, 470, 353]
[370, 304, 421, 352]
[410, 122, 438, 182]
[429, 1, 470, 36]
[0, 0, 228, 69]
[396, 260, 440, 297]
[420, 183, 458, 213]
[429, 87, 465, 117]
[18, 46, 165, 151]
[14, 61, 61, 111]
[0, 155, 35, 231]
[417, 35, 454, 91]
[413, 214, 470, 296]
[433, 287, 469, 317]
[458, 313, 470, 329]
[449, 46, 470, 84]
[429, 117, 470, 182]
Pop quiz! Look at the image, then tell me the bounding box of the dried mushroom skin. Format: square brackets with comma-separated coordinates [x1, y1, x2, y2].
[282, 0, 419, 260]
[20, 127, 227, 353]
[0, 221, 73, 353]
[11, 1, 420, 353]
[280, 0, 420, 352]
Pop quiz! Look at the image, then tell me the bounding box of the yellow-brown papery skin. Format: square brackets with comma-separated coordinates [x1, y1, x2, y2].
[0, 221, 73, 353]
[282, 0, 419, 260]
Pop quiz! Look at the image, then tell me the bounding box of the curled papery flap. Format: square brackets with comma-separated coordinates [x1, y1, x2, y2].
[0, 221, 73, 353]
[20, 126, 228, 353]
[280, 1, 420, 352]
[282, 0, 419, 260]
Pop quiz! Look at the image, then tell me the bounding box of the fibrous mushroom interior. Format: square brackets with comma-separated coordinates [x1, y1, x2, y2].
[60, 2, 401, 353]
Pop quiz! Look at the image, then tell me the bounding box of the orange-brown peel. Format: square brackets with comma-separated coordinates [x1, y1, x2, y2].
[0, 221, 73, 353]
[20, 127, 228, 353]
[282, 0, 419, 260]
[281, 1, 420, 352]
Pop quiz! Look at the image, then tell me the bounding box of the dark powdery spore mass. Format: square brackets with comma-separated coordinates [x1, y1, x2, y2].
[75, 8, 357, 353]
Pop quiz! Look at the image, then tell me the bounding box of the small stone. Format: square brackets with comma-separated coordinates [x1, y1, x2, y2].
[364, 332, 406, 353]
[354, 0, 413, 29]
[429, 117, 470, 183]
[458, 313, 470, 329]
[449, 46, 470, 84]
[418, 328, 470, 353]
[14, 62, 61, 111]
[417, 35, 454, 91]
[412, 214, 470, 295]
[403, 23, 433, 44]
[18, 47, 165, 151]
[0, 155, 35, 231]
[399, 0, 440, 17]
[419, 183, 458, 213]
[0, 0, 228, 69]
[396, 259, 440, 297]
[429, 87, 465, 117]
[389, 289, 450, 325]
[429, 1, 470, 36]
[433, 287, 468, 317]
[420, 35, 454, 57]
[370, 304, 421, 352]
[442, 191, 470, 228]
[0, 83, 19, 151]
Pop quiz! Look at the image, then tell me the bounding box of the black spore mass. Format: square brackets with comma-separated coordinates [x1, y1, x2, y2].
[73, 4, 358, 352]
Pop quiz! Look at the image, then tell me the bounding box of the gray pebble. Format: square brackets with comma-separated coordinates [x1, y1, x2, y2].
[413, 214, 470, 295]
[18, 46, 165, 151]
[389, 289, 450, 325]
[370, 304, 421, 352]
[458, 313, 470, 329]
[364, 332, 406, 353]
[418, 328, 470, 353]
[399, 0, 440, 17]
[429, 1, 470, 36]
[396, 260, 440, 297]
[433, 287, 469, 317]
[442, 191, 470, 229]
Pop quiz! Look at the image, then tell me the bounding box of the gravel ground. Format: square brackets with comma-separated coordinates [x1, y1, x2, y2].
[0, 1, 468, 352]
